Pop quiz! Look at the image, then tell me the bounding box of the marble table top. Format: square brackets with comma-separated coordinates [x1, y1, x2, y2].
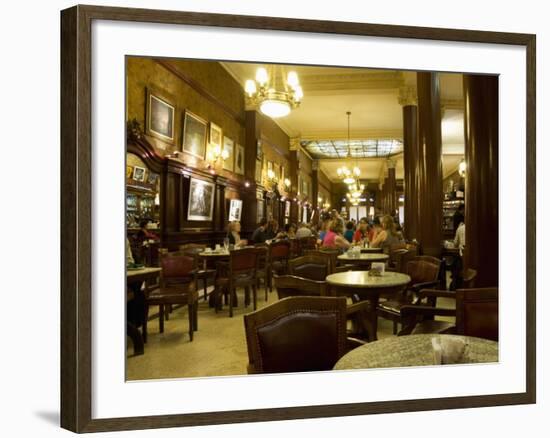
[126, 266, 161, 278]
[334, 334, 499, 370]
[326, 270, 410, 289]
[198, 250, 230, 257]
[338, 253, 389, 263]
[360, 247, 384, 253]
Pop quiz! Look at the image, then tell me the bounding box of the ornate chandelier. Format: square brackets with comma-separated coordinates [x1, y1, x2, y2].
[336, 111, 360, 184]
[245, 66, 303, 118]
[346, 180, 365, 205]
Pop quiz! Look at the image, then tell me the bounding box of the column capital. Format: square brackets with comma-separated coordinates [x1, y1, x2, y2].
[398, 85, 418, 107]
[312, 159, 320, 171]
[289, 137, 301, 151]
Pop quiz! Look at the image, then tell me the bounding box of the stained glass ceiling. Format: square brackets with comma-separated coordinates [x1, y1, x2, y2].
[301, 139, 403, 159]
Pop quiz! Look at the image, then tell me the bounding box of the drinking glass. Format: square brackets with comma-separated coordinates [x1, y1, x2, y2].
[223, 238, 229, 252]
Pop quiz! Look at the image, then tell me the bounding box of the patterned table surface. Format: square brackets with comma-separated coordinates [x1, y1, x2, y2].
[326, 271, 410, 289]
[334, 334, 499, 370]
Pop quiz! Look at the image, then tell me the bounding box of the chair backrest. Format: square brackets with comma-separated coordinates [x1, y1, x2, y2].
[273, 274, 327, 299]
[412, 255, 444, 287]
[288, 255, 330, 281]
[253, 245, 268, 268]
[389, 248, 417, 273]
[303, 249, 339, 273]
[405, 260, 440, 285]
[456, 287, 498, 341]
[298, 236, 318, 254]
[230, 248, 258, 276]
[269, 240, 291, 260]
[244, 296, 347, 373]
[160, 253, 196, 286]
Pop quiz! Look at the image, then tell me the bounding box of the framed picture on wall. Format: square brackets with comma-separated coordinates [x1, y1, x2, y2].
[235, 144, 245, 175]
[145, 89, 175, 144]
[255, 158, 262, 183]
[209, 122, 222, 150]
[182, 110, 207, 159]
[187, 177, 215, 221]
[222, 136, 234, 171]
[256, 139, 262, 159]
[132, 166, 145, 182]
[228, 199, 243, 222]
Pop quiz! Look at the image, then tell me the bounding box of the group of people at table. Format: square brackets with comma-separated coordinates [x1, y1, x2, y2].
[226, 210, 405, 254]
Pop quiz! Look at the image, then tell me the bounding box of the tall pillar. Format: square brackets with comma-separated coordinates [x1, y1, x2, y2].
[463, 74, 499, 287]
[399, 86, 419, 241]
[311, 159, 319, 212]
[289, 138, 300, 225]
[387, 159, 397, 215]
[243, 111, 261, 233]
[416, 72, 443, 256]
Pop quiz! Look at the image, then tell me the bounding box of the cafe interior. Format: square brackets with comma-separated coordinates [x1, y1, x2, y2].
[125, 57, 499, 380]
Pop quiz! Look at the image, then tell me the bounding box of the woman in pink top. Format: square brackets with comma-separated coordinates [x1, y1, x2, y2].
[322, 220, 351, 250]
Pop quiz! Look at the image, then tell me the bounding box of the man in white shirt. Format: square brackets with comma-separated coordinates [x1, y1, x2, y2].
[454, 222, 465, 256]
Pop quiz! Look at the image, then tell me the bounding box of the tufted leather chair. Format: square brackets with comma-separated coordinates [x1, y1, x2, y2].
[244, 296, 348, 374]
[288, 255, 330, 281]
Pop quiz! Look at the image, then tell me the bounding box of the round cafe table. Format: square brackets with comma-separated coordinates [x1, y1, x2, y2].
[333, 334, 499, 370]
[326, 270, 410, 342]
[360, 247, 384, 253]
[338, 252, 389, 266]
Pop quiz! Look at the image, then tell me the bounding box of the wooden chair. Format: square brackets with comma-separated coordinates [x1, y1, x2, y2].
[214, 248, 259, 317]
[179, 243, 217, 301]
[397, 269, 478, 336]
[144, 254, 199, 342]
[268, 240, 291, 291]
[244, 296, 353, 374]
[273, 274, 372, 340]
[302, 249, 349, 273]
[253, 244, 269, 301]
[273, 274, 328, 299]
[388, 247, 417, 273]
[413, 255, 446, 289]
[288, 254, 330, 281]
[297, 236, 318, 255]
[377, 259, 442, 334]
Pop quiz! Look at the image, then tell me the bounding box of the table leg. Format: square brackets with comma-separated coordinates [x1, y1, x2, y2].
[365, 295, 380, 342]
[127, 322, 144, 355]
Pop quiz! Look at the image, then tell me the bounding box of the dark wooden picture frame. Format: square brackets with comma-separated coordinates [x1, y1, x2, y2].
[145, 87, 176, 145]
[61, 4, 536, 433]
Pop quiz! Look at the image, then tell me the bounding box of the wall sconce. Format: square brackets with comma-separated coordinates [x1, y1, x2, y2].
[266, 169, 278, 184]
[284, 178, 291, 188]
[207, 144, 229, 167]
[458, 159, 467, 177]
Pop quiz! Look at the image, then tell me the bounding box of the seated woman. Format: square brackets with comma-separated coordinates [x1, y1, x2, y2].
[370, 215, 404, 254]
[226, 221, 247, 248]
[322, 220, 351, 251]
[276, 223, 296, 240]
[352, 218, 369, 243]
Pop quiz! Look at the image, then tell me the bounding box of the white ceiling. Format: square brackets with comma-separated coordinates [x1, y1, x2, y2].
[221, 62, 465, 181]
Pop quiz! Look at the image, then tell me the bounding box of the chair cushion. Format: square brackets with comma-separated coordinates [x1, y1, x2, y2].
[256, 311, 340, 373]
[147, 287, 198, 305]
[377, 299, 412, 315]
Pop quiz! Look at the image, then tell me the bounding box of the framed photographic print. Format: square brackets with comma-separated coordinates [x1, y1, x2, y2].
[228, 199, 243, 222]
[187, 177, 215, 221]
[222, 136, 234, 171]
[132, 166, 145, 182]
[255, 158, 263, 183]
[61, 4, 535, 433]
[235, 143, 245, 175]
[209, 122, 222, 150]
[145, 89, 175, 144]
[182, 110, 207, 158]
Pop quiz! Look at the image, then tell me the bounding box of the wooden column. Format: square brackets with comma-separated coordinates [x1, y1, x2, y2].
[289, 139, 300, 224]
[387, 161, 397, 215]
[242, 110, 260, 233]
[311, 159, 319, 212]
[463, 74, 499, 287]
[416, 72, 443, 256]
[399, 86, 419, 241]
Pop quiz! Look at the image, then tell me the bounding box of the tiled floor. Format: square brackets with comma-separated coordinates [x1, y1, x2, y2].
[126, 285, 456, 381]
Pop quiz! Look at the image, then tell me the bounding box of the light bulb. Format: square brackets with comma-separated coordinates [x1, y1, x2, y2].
[256, 67, 268, 85]
[245, 79, 257, 96]
[287, 71, 299, 89]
